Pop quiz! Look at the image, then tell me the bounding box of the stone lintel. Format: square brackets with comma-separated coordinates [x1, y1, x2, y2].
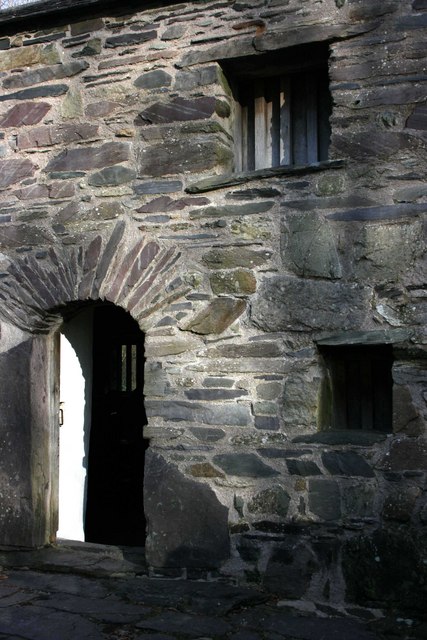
[185, 160, 346, 194]
[316, 329, 413, 347]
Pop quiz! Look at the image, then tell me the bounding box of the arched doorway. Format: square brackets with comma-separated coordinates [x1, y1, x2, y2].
[58, 303, 147, 546]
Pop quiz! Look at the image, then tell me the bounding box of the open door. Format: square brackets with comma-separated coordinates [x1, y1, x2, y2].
[58, 303, 147, 547]
[84, 305, 147, 546]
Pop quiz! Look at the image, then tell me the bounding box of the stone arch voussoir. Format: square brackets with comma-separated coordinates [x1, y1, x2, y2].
[0, 221, 189, 333]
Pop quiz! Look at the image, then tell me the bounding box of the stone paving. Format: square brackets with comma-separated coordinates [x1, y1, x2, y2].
[0, 543, 425, 640]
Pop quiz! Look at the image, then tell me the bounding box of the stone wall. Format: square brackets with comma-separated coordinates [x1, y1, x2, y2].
[0, 0, 426, 611]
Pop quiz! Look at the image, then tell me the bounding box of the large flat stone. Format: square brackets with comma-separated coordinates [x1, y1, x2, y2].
[0, 43, 60, 72]
[184, 298, 246, 335]
[18, 124, 99, 149]
[251, 276, 370, 332]
[2, 61, 88, 89]
[136, 96, 224, 125]
[213, 453, 279, 478]
[145, 400, 250, 427]
[144, 452, 230, 568]
[322, 452, 375, 477]
[138, 136, 233, 177]
[0, 102, 51, 127]
[44, 142, 130, 172]
[0, 84, 68, 102]
[203, 247, 272, 269]
[308, 479, 341, 520]
[0, 158, 35, 188]
[283, 212, 341, 279]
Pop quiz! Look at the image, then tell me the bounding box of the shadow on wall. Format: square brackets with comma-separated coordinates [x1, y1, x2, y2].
[144, 451, 230, 570]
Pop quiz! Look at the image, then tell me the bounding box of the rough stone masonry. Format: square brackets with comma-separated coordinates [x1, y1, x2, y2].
[0, 0, 425, 613]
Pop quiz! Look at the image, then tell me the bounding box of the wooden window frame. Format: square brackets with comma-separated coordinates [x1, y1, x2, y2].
[319, 345, 393, 433]
[223, 43, 332, 172]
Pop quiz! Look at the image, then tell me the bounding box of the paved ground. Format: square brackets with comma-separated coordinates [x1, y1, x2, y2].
[0, 542, 424, 640]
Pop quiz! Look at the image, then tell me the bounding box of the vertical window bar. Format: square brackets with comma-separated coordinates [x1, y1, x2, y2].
[234, 99, 244, 172]
[254, 80, 267, 170]
[291, 74, 308, 165]
[131, 344, 137, 391]
[121, 345, 127, 392]
[279, 75, 290, 166]
[271, 77, 282, 167]
[318, 71, 332, 161]
[305, 72, 319, 164]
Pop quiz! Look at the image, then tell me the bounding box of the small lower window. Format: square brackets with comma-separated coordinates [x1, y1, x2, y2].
[319, 345, 393, 432]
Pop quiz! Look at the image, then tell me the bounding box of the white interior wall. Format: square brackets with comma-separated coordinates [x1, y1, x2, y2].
[58, 308, 93, 541]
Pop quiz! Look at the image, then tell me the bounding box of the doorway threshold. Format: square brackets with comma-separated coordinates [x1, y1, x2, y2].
[0, 539, 148, 578]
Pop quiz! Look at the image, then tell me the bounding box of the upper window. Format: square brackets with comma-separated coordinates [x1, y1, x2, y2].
[222, 43, 332, 172]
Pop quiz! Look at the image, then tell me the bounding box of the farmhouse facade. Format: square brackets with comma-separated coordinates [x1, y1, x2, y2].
[0, 0, 426, 609]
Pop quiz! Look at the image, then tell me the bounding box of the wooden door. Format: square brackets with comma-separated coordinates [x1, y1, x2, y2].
[84, 305, 146, 546]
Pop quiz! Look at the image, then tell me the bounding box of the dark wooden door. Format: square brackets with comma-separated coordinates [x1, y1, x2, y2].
[85, 305, 146, 546]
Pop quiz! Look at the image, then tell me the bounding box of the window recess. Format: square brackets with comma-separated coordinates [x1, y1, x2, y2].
[319, 345, 393, 433]
[222, 43, 332, 172]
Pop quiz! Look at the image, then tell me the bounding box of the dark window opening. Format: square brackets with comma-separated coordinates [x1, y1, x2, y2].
[222, 43, 332, 172]
[319, 345, 393, 433]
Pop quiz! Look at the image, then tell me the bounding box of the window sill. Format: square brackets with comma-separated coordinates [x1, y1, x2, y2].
[185, 159, 346, 194]
[292, 430, 388, 446]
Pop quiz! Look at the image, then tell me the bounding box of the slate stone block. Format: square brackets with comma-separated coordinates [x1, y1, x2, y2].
[0, 159, 35, 188]
[187, 462, 225, 478]
[144, 451, 230, 568]
[134, 70, 172, 89]
[292, 431, 387, 446]
[202, 247, 272, 269]
[184, 388, 248, 400]
[247, 486, 290, 516]
[2, 61, 88, 90]
[44, 142, 130, 172]
[254, 416, 280, 431]
[190, 427, 226, 442]
[308, 479, 341, 520]
[138, 136, 233, 177]
[405, 103, 427, 130]
[283, 212, 341, 279]
[105, 31, 157, 48]
[133, 180, 182, 194]
[213, 453, 279, 478]
[286, 459, 322, 476]
[251, 276, 369, 332]
[146, 400, 251, 427]
[322, 452, 375, 477]
[136, 195, 209, 213]
[136, 96, 224, 125]
[0, 102, 51, 127]
[18, 123, 99, 149]
[0, 44, 60, 72]
[202, 377, 235, 388]
[327, 202, 427, 221]
[88, 166, 136, 187]
[85, 100, 120, 117]
[184, 298, 246, 335]
[174, 66, 220, 91]
[0, 84, 68, 102]
[379, 438, 427, 471]
[189, 201, 274, 219]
